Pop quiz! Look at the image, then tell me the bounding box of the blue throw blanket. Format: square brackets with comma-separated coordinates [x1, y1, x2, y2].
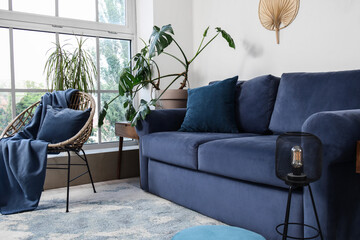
[0, 89, 77, 215]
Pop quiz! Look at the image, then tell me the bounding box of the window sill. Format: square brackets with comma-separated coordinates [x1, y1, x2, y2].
[47, 144, 139, 159]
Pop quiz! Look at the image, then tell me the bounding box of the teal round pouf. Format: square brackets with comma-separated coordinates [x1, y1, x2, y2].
[172, 225, 266, 240]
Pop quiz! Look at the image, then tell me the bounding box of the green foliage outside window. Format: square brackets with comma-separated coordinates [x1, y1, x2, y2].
[0, 103, 11, 134]
[0, 0, 130, 143]
[99, 39, 129, 141]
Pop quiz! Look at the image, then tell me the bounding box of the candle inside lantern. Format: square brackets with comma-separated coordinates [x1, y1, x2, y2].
[289, 145, 305, 179]
[291, 146, 303, 170]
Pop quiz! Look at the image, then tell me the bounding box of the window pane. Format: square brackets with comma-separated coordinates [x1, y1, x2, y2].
[13, 30, 55, 89]
[0, 28, 11, 88]
[0, 93, 12, 133]
[100, 38, 130, 90]
[59, 0, 95, 21]
[99, 0, 126, 25]
[87, 93, 99, 144]
[59, 34, 97, 90]
[0, 0, 8, 10]
[12, 0, 55, 16]
[59, 34, 96, 52]
[15, 92, 44, 115]
[100, 93, 125, 142]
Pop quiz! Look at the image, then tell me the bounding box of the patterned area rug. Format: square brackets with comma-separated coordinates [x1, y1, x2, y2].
[0, 178, 223, 239]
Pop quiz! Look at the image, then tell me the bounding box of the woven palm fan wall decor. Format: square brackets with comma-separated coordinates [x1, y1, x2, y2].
[259, 0, 300, 44]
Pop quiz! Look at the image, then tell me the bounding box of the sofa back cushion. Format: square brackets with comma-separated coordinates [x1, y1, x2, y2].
[269, 69, 360, 133]
[236, 75, 280, 134]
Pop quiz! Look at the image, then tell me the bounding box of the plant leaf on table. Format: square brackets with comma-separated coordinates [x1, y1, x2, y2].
[131, 99, 157, 126]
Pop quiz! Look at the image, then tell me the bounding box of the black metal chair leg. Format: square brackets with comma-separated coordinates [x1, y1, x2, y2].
[308, 185, 324, 240]
[80, 149, 96, 193]
[283, 186, 293, 240]
[66, 150, 71, 213]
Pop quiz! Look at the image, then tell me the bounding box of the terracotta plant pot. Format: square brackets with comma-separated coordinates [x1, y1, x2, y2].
[157, 89, 188, 109]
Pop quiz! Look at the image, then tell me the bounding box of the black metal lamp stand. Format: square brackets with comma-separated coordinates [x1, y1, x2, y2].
[276, 182, 323, 240]
[275, 132, 324, 240]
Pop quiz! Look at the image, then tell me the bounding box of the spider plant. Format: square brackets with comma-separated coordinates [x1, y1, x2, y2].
[44, 37, 97, 93]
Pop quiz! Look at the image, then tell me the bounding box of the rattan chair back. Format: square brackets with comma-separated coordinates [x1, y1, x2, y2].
[0, 92, 95, 152]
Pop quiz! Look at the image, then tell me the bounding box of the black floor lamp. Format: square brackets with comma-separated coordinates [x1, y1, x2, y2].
[275, 132, 324, 240]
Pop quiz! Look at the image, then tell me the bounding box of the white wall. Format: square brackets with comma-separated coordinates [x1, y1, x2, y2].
[136, 0, 154, 50]
[153, 0, 193, 89]
[191, 0, 360, 87]
[136, 0, 193, 90]
[137, 0, 360, 88]
[136, 0, 154, 103]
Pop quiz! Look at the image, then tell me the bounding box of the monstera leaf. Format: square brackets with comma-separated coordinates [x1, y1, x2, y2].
[98, 100, 112, 127]
[133, 46, 150, 77]
[148, 24, 174, 57]
[118, 67, 141, 96]
[131, 99, 157, 126]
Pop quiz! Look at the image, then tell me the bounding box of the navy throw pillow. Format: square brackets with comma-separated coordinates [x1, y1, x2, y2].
[179, 76, 239, 133]
[37, 105, 91, 143]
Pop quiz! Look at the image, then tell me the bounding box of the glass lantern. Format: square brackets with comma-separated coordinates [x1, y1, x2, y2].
[275, 132, 324, 240]
[276, 132, 322, 186]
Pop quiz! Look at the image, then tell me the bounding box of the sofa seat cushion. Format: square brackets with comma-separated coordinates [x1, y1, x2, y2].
[198, 135, 286, 188]
[141, 132, 256, 170]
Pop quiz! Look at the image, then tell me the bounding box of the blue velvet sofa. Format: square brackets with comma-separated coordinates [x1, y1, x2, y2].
[136, 70, 360, 240]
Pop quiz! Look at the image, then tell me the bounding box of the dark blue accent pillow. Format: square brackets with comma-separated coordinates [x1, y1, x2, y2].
[269, 70, 360, 133]
[236, 75, 280, 134]
[37, 105, 91, 143]
[179, 76, 239, 133]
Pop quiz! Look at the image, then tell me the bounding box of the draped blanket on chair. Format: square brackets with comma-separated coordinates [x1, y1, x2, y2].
[0, 89, 77, 215]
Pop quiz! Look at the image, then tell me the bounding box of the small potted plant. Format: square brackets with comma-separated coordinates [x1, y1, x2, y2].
[99, 24, 235, 126]
[44, 37, 97, 93]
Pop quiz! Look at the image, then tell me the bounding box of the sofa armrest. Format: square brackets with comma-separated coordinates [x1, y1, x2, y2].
[135, 108, 186, 137]
[302, 109, 360, 164]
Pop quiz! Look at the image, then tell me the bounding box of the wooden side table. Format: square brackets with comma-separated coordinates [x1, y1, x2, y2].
[115, 122, 139, 179]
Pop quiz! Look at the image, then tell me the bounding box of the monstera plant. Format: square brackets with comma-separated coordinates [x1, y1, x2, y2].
[99, 24, 235, 126]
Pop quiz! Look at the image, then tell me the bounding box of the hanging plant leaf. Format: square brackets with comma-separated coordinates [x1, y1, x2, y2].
[132, 46, 152, 83]
[98, 101, 109, 127]
[125, 103, 136, 122]
[215, 27, 236, 49]
[118, 67, 140, 96]
[131, 99, 150, 126]
[123, 95, 133, 109]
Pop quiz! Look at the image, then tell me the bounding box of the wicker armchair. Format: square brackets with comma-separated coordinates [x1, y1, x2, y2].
[0, 91, 96, 212]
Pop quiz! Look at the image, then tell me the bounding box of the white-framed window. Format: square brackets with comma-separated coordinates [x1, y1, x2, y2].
[0, 0, 136, 147]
